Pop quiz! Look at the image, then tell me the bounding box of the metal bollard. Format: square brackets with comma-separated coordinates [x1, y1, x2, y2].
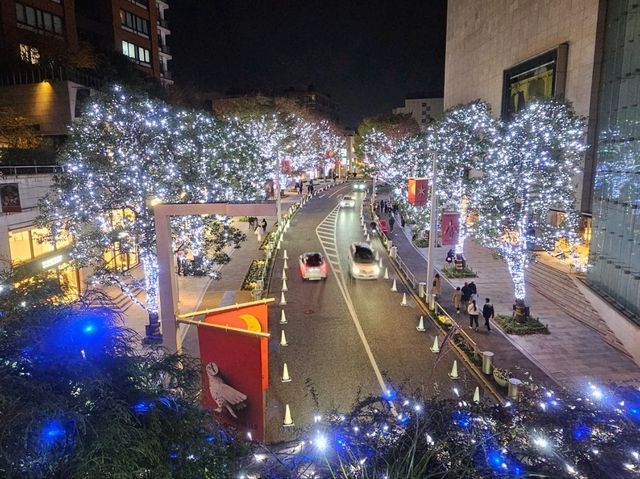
[386, 240, 393, 251]
[419, 282, 427, 298]
[508, 378, 522, 400]
[429, 293, 436, 311]
[390, 246, 398, 259]
[482, 351, 494, 375]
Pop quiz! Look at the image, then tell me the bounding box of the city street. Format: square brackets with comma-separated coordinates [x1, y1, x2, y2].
[265, 182, 483, 441]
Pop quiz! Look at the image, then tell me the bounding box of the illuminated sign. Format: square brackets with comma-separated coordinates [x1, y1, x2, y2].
[41, 255, 63, 269]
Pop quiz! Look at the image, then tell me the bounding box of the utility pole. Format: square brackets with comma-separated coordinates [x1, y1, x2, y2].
[275, 156, 282, 222]
[426, 151, 438, 297]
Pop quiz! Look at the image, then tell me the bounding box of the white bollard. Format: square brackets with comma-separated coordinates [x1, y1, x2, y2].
[391, 279, 397, 292]
[283, 258, 289, 269]
[280, 330, 288, 347]
[282, 269, 287, 280]
[401, 293, 408, 306]
[280, 310, 287, 324]
[283, 249, 288, 260]
[448, 360, 459, 379]
[417, 316, 426, 332]
[283, 404, 294, 427]
[281, 363, 291, 382]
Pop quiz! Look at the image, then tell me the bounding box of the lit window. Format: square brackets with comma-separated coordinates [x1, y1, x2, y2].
[9, 230, 32, 265]
[19, 44, 40, 64]
[121, 40, 150, 65]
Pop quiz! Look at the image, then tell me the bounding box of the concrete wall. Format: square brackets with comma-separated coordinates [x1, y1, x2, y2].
[393, 98, 444, 129]
[444, 0, 601, 213]
[444, 0, 599, 117]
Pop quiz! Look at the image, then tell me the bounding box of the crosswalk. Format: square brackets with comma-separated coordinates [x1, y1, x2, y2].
[315, 205, 343, 277]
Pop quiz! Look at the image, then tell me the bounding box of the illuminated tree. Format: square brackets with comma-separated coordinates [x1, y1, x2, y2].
[435, 101, 500, 256]
[40, 86, 267, 328]
[472, 99, 585, 305]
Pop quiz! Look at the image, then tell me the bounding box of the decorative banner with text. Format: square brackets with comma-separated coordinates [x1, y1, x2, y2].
[197, 302, 270, 441]
[441, 211, 460, 246]
[408, 178, 429, 207]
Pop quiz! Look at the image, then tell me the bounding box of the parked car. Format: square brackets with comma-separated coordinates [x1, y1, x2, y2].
[348, 242, 380, 279]
[340, 195, 356, 208]
[299, 252, 328, 280]
[352, 182, 366, 191]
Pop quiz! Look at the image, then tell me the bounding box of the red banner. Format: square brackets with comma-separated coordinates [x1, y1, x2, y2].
[441, 212, 459, 246]
[281, 159, 292, 175]
[408, 178, 428, 206]
[198, 302, 270, 441]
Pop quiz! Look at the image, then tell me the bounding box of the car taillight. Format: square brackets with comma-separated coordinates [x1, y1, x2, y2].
[320, 263, 327, 272]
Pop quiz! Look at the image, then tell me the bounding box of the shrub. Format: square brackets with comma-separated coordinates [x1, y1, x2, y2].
[443, 265, 477, 278]
[494, 314, 549, 335]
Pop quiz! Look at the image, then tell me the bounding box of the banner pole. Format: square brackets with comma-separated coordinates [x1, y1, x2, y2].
[177, 317, 271, 338]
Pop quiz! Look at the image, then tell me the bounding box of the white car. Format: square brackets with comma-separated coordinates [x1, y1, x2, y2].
[340, 195, 356, 208]
[352, 182, 366, 191]
[299, 252, 328, 280]
[349, 242, 380, 280]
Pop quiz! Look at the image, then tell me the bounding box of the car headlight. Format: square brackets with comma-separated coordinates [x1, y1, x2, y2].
[373, 265, 380, 275]
[352, 265, 361, 274]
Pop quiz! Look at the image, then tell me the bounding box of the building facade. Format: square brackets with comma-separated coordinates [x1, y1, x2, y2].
[444, 0, 602, 215]
[392, 97, 443, 129]
[588, 0, 640, 322]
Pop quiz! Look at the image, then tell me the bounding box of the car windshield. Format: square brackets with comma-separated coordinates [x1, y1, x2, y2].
[343, 196, 353, 201]
[353, 246, 375, 263]
[305, 254, 323, 267]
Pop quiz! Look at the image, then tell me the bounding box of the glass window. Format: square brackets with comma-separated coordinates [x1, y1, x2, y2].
[53, 15, 62, 34]
[25, 6, 36, 26]
[19, 44, 40, 64]
[15, 3, 63, 36]
[15, 3, 25, 22]
[9, 230, 33, 265]
[31, 227, 55, 258]
[42, 11, 53, 31]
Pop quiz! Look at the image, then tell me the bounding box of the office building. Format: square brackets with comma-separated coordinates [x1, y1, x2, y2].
[393, 96, 443, 129]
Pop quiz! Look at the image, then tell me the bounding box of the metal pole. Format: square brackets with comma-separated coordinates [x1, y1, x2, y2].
[275, 156, 282, 222]
[426, 151, 438, 296]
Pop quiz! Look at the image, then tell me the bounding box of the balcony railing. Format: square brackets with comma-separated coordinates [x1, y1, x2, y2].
[158, 18, 169, 29]
[0, 65, 102, 89]
[0, 165, 63, 177]
[159, 44, 171, 54]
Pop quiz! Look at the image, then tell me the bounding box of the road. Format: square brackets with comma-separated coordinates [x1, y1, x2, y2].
[266, 182, 484, 441]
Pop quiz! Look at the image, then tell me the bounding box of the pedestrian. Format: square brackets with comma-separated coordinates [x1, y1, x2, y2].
[482, 297, 494, 332]
[248, 216, 254, 230]
[461, 281, 471, 306]
[467, 299, 480, 330]
[452, 286, 462, 314]
[309, 180, 314, 194]
[380, 199, 384, 211]
[432, 272, 441, 297]
[400, 214, 405, 228]
[469, 281, 477, 297]
[261, 218, 267, 233]
[389, 215, 395, 232]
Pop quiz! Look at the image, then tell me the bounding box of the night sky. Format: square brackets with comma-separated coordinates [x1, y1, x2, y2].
[169, 1, 447, 127]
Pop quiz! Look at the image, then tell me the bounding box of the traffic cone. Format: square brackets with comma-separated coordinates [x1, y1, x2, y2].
[283, 404, 294, 427]
[277, 240, 282, 250]
[430, 336, 440, 353]
[366, 233, 370, 242]
[417, 316, 426, 332]
[282, 268, 287, 280]
[283, 250, 289, 260]
[282, 279, 288, 292]
[391, 279, 397, 292]
[378, 258, 383, 268]
[280, 310, 287, 324]
[375, 250, 380, 260]
[473, 386, 480, 403]
[280, 292, 287, 305]
[401, 293, 408, 306]
[280, 330, 288, 346]
[449, 360, 459, 379]
[281, 363, 291, 382]
[283, 258, 289, 269]
[384, 267, 389, 280]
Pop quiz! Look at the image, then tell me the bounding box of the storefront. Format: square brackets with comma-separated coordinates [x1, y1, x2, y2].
[8, 225, 81, 299]
[103, 208, 139, 272]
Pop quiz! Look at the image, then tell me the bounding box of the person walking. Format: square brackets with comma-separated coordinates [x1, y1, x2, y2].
[452, 286, 462, 314]
[400, 214, 405, 228]
[461, 282, 471, 307]
[482, 298, 494, 332]
[261, 218, 267, 234]
[469, 281, 478, 302]
[389, 215, 395, 232]
[467, 299, 480, 330]
[248, 216, 255, 230]
[432, 273, 441, 298]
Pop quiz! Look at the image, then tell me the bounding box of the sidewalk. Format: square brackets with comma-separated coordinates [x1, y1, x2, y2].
[375, 201, 640, 390]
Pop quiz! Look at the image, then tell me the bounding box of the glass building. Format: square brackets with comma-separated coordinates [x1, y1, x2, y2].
[589, 0, 640, 323]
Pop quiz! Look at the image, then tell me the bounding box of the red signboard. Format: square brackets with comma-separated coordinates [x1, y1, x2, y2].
[281, 159, 292, 175]
[198, 302, 270, 441]
[441, 211, 460, 246]
[408, 178, 428, 206]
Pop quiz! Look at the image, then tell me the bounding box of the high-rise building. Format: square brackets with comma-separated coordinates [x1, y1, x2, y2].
[392, 96, 443, 129]
[588, 0, 640, 323]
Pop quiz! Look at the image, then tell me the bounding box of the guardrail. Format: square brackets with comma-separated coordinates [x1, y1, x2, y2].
[0, 165, 63, 176]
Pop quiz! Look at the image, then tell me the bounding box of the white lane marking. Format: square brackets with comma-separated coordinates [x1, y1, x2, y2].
[315, 205, 388, 395]
[327, 182, 353, 199]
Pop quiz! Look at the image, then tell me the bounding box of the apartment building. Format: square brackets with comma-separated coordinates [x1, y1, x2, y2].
[392, 96, 443, 129]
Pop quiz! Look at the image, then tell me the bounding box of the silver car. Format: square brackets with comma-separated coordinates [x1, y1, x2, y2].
[340, 195, 356, 208]
[299, 252, 328, 280]
[349, 242, 380, 279]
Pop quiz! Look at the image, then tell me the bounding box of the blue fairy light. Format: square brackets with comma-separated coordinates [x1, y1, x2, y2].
[573, 423, 591, 441]
[40, 420, 66, 446]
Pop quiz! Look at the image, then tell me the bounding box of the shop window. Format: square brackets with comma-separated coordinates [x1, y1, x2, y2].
[31, 227, 56, 258]
[8, 230, 32, 264]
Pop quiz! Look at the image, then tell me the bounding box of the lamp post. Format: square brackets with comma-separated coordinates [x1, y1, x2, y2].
[275, 156, 282, 222]
[426, 151, 438, 299]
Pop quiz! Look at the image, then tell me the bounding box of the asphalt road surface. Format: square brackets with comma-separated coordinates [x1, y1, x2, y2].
[266, 182, 484, 441]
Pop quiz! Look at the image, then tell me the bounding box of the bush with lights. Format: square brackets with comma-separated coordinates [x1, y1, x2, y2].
[0, 270, 247, 478]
